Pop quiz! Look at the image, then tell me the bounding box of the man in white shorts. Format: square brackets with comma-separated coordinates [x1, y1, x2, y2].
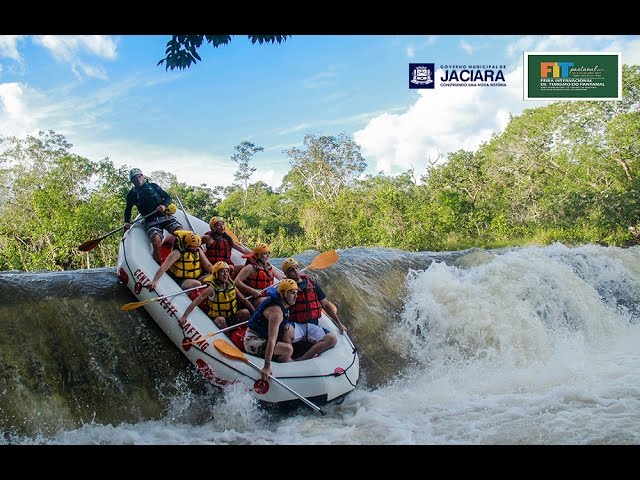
[281, 257, 347, 361]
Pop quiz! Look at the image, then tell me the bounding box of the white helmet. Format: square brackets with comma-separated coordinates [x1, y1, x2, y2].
[129, 168, 143, 181]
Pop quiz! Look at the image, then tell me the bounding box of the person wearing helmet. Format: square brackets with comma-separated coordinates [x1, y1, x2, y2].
[123, 167, 183, 263]
[179, 261, 254, 330]
[148, 230, 214, 291]
[234, 242, 285, 305]
[244, 278, 299, 380]
[281, 257, 347, 361]
[201, 216, 251, 278]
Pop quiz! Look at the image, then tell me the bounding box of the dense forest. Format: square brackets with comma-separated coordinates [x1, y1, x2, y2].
[1, 64, 639, 272]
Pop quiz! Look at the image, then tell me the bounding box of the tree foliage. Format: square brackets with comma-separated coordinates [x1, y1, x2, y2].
[3, 66, 640, 270]
[282, 133, 367, 204]
[158, 35, 291, 71]
[231, 141, 262, 210]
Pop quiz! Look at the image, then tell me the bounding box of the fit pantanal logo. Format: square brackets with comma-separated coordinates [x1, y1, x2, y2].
[524, 52, 621, 101]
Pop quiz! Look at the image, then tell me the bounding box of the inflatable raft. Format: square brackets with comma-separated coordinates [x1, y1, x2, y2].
[116, 209, 360, 411]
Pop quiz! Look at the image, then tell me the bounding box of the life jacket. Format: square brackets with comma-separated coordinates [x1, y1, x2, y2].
[288, 274, 323, 324]
[131, 182, 166, 217]
[168, 231, 202, 279]
[159, 238, 173, 264]
[243, 255, 274, 290]
[203, 230, 234, 265]
[205, 278, 238, 319]
[247, 289, 289, 340]
[230, 325, 248, 352]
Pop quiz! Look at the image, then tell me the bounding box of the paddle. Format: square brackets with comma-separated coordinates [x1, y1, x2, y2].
[246, 250, 340, 300]
[225, 228, 240, 245]
[120, 284, 207, 311]
[183, 320, 249, 346]
[302, 249, 339, 271]
[78, 211, 156, 252]
[175, 195, 195, 231]
[213, 339, 325, 415]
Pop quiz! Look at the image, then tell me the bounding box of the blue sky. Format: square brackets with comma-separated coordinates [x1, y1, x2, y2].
[1, 35, 639, 190]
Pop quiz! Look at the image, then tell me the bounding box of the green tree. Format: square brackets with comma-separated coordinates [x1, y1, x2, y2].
[231, 141, 263, 210]
[158, 35, 291, 71]
[0, 132, 127, 270]
[282, 133, 367, 204]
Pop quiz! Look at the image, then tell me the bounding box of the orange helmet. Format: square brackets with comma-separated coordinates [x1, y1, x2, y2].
[209, 216, 224, 230]
[277, 278, 298, 295]
[282, 257, 299, 273]
[252, 242, 271, 256]
[175, 230, 201, 249]
[212, 261, 230, 276]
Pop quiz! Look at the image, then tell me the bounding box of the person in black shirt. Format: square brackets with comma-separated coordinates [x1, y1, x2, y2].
[124, 167, 182, 263]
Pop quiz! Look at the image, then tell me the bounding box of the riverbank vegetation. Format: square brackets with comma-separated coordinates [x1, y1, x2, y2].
[1, 65, 638, 271]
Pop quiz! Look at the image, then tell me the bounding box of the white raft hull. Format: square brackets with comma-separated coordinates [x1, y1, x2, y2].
[116, 210, 360, 405]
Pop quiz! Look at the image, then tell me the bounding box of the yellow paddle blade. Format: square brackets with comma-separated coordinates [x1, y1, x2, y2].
[306, 249, 339, 270]
[213, 339, 247, 362]
[120, 285, 206, 311]
[120, 298, 155, 311]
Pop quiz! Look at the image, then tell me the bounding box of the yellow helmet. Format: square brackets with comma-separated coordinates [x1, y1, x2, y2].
[209, 216, 224, 230]
[277, 278, 298, 295]
[282, 257, 299, 273]
[212, 261, 230, 276]
[165, 203, 177, 215]
[252, 242, 271, 256]
[176, 230, 201, 249]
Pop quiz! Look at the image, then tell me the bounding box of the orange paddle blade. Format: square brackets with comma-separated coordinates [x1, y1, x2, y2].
[77, 238, 102, 252]
[213, 339, 247, 362]
[306, 249, 339, 270]
[225, 228, 239, 244]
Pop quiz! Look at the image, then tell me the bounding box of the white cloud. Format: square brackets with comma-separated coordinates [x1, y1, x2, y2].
[0, 82, 41, 135]
[73, 138, 238, 189]
[406, 36, 438, 59]
[0, 36, 26, 62]
[303, 70, 337, 89]
[460, 39, 475, 55]
[32, 35, 118, 80]
[354, 64, 529, 177]
[355, 35, 640, 180]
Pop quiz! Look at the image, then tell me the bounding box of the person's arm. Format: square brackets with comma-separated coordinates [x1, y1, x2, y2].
[272, 267, 285, 281]
[262, 306, 283, 380]
[124, 191, 135, 226]
[198, 250, 214, 274]
[149, 250, 179, 290]
[227, 235, 252, 255]
[234, 265, 259, 297]
[321, 298, 347, 334]
[235, 287, 255, 313]
[179, 286, 211, 324]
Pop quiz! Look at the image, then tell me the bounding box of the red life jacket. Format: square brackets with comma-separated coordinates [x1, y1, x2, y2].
[288, 274, 323, 324]
[230, 325, 248, 352]
[204, 231, 234, 265]
[243, 256, 274, 290]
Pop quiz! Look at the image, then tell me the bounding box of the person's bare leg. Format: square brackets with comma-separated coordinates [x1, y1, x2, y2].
[274, 342, 293, 362]
[150, 233, 162, 264]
